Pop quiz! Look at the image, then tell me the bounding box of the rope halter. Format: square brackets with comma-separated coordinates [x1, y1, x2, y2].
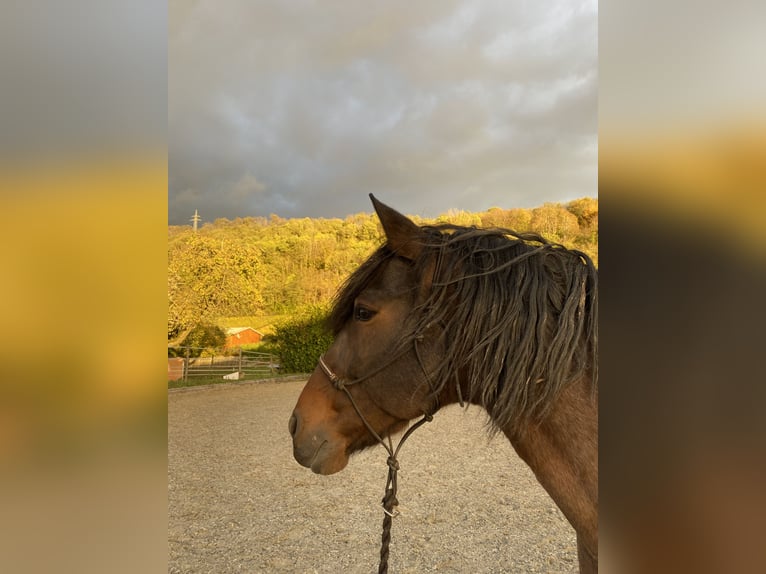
[317, 344, 435, 574]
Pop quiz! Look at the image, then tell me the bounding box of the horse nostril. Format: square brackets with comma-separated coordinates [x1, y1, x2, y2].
[288, 413, 298, 438]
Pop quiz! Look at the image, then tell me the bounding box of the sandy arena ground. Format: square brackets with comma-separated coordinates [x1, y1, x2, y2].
[168, 378, 577, 573]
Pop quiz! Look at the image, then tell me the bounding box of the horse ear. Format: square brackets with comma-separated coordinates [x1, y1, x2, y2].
[370, 194, 422, 260]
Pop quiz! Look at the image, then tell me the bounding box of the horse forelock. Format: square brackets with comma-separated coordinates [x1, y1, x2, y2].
[330, 223, 598, 436]
[328, 245, 394, 336]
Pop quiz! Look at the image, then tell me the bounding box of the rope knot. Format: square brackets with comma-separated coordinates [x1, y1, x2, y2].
[386, 456, 400, 471]
[381, 489, 399, 516]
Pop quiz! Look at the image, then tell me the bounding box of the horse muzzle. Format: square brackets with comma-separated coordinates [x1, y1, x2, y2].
[289, 411, 349, 475]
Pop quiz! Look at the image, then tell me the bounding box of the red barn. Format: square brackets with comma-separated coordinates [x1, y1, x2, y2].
[225, 327, 263, 348]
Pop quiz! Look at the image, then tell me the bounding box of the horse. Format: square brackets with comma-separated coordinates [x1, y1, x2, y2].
[289, 195, 598, 573]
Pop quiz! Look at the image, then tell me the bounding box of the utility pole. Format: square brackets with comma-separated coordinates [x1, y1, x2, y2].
[191, 209, 201, 231]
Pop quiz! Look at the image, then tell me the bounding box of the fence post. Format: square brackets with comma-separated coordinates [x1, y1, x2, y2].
[238, 347, 243, 377]
[183, 347, 189, 382]
[269, 353, 275, 376]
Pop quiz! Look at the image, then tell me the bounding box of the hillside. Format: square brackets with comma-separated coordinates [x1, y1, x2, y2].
[168, 198, 597, 339]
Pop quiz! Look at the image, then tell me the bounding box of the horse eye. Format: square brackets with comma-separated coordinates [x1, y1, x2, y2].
[354, 305, 375, 322]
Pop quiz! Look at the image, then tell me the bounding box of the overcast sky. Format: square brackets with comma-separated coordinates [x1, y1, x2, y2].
[169, 0, 597, 225]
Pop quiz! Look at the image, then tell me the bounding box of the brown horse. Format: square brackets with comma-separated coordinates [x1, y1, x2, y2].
[289, 195, 598, 573]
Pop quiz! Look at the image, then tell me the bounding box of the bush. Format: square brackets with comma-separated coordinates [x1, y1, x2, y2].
[273, 305, 333, 373]
[245, 338, 279, 356]
[175, 323, 227, 357]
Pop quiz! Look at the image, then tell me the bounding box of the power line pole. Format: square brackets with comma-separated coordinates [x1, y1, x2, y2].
[191, 209, 201, 231]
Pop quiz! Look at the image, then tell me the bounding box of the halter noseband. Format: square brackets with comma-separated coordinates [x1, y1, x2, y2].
[318, 354, 343, 388]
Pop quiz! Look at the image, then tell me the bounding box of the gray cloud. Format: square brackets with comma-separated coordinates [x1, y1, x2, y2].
[169, 0, 597, 224]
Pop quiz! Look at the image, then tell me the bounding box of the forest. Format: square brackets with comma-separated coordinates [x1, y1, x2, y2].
[168, 197, 597, 343]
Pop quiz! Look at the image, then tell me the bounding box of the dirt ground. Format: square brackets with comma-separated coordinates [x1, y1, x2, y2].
[168, 378, 578, 573]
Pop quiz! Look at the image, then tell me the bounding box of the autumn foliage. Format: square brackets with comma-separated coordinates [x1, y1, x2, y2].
[168, 198, 598, 343]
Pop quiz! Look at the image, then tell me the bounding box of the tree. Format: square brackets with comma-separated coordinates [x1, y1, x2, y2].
[167, 232, 265, 338]
[480, 207, 533, 231]
[566, 197, 599, 231]
[530, 203, 579, 241]
[172, 323, 227, 357]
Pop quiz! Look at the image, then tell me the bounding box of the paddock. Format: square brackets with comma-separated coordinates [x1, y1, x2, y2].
[168, 379, 577, 573]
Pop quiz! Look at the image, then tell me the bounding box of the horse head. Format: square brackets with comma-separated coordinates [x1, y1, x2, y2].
[288, 196, 446, 475]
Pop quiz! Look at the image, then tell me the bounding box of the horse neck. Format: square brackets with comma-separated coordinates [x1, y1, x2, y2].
[501, 373, 598, 560]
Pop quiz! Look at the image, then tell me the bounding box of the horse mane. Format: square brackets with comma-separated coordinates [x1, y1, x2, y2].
[329, 223, 598, 436]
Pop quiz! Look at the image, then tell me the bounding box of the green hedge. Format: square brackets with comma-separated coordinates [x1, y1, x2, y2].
[273, 306, 334, 373]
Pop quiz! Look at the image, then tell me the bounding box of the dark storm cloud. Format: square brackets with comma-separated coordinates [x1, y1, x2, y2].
[169, 0, 597, 224]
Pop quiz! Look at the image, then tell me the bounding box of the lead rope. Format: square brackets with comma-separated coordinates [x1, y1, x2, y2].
[318, 341, 436, 574]
[327, 377, 432, 574]
[377, 412, 432, 573]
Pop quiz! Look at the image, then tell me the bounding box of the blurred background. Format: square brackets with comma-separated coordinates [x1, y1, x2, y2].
[1, 2, 167, 573]
[600, 1, 766, 572]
